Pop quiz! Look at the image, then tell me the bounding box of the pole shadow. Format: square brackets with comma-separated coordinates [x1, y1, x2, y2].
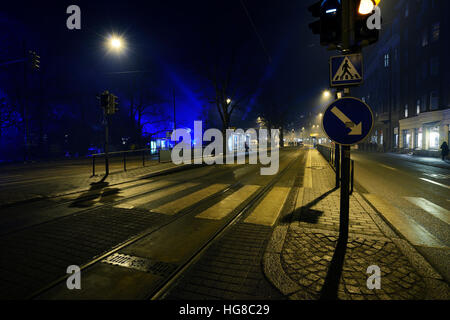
[69, 175, 118, 208]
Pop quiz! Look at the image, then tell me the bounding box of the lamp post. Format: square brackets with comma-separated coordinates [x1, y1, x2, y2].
[100, 34, 126, 177]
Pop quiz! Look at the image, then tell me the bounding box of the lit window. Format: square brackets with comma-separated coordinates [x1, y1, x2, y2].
[416, 100, 420, 115]
[429, 127, 440, 149]
[432, 23, 440, 42]
[384, 53, 390, 67]
[404, 104, 408, 118]
[417, 128, 423, 149]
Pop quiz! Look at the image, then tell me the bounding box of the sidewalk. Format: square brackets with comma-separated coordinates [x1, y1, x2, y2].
[0, 160, 194, 207]
[264, 149, 449, 300]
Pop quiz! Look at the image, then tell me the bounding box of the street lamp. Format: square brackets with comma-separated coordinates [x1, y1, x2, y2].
[106, 34, 126, 54]
[226, 98, 232, 105]
[323, 90, 331, 98]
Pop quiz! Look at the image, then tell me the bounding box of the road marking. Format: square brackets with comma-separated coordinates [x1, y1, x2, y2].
[364, 194, 446, 248]
[303, 150, 312, 188]
[405, 197, 450, 225]
[195, 185, 260, 220]
[152, 184, 228, 215]
[419, 178, 450, 190]
[423, 173, 450, 180]
[61, 180, 161, 200]
[114, 182, 198, 209]
[379, 164, 398, 171]
[244, 187, 290, 226]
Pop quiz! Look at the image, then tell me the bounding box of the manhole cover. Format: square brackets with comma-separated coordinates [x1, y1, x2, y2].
[102, 253, 178, 277]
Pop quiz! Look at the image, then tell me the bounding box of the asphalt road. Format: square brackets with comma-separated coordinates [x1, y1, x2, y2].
[351, 151, 450, 281]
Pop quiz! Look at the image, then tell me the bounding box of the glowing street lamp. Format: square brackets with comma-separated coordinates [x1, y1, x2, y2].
[106, 35, 126, 53]
[323, 90, 331, 98]
[226, 98, 232, 105]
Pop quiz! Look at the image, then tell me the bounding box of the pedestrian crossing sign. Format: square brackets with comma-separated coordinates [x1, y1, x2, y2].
[330, 54, 363, 87]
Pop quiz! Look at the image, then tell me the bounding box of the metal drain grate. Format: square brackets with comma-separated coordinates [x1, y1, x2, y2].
[102, 253, 178, 277]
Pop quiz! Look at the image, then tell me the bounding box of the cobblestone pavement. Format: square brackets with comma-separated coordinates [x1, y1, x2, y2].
[166, 223, 285, 300]
[264, 149, 450, 300]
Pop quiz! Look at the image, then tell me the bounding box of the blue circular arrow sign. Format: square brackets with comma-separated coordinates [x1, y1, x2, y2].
[322, 97, 374, 146]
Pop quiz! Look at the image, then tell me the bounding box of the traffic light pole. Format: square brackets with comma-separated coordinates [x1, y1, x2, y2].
[321, 0, 354, 300]
[104, 110, 110, 177]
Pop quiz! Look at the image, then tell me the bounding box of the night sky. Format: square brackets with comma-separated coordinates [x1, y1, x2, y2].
[2, 0, 333, 114]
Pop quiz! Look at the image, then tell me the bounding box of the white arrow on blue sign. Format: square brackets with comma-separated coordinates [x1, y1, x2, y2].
[322, 97, 374, 146]
[330, 54, 363, 87]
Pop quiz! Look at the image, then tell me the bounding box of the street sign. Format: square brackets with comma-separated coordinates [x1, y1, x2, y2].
[322, 97, 374, 146]
[330, 54, 363, 87]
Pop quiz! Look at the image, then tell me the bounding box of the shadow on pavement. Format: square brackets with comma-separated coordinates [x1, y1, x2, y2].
[69, 176, 120, 208]
[280, 187, 338, 224]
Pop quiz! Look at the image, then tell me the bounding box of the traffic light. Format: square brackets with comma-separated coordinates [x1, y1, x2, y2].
[29, 51, 40, 71]
[108, 94, 119, 115]
[99, 91, 110, 109]
[354, 0, 381, 48]
[308, 0, 342, 47]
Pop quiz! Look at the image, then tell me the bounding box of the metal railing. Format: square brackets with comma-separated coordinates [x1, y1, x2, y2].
[91, 148, 153, 176]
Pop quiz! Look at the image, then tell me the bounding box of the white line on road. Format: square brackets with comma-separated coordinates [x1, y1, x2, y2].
[420, 178, 450, 190]
[405, 197, 450, 225]
[379, 164, 398, 171]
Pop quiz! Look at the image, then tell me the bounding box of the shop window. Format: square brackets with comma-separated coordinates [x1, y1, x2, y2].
[429, 127, 440, 149]
[415, 128, 423, 149]
[418, 130, 423, 149]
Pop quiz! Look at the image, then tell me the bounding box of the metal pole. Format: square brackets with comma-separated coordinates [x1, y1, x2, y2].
[350, 159, 354, 195]
[335, 143, 340, 188]
[173, 88, 176, 138]
[142, 150, 145, 167]
[123, 152, 127, 172]
[23, 41, 29, 162]
[104, 112, 110, 176]
[92, 155, 96, 176]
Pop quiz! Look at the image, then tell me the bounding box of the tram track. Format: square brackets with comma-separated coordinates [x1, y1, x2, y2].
[3, 150, 298, 299]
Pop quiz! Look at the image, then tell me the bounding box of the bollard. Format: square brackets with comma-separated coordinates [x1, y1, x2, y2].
[123, 152, 127, 172]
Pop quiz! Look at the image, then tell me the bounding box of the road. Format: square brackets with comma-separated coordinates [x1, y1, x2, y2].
[351, 151, 450, 281]
[0, 148, 304, 299]
[0, 147, 448, 300]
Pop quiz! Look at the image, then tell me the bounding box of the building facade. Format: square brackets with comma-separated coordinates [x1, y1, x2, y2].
[355, 0, 449, 156]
